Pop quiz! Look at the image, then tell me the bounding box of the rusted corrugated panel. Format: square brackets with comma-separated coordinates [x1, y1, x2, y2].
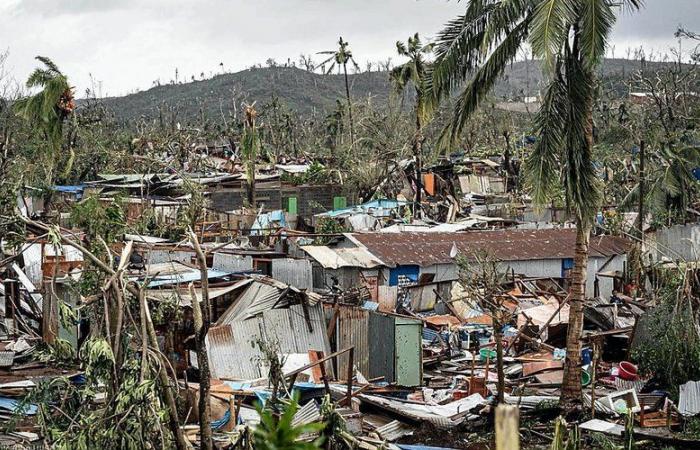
[377, 286, 398, 312]
[271, 258, 313, 291]
[351, 229, 631, 267]
[406, 284, 436, 312]
[206, 321, 264, 380]
[213, 253, 254, 272]
[336, 306, 370, 377]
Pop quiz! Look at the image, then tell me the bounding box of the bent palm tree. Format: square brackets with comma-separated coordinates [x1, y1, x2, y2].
[391, 33, 433, 218]
[430, 0, 642, 407]
[14, 56, 75, 179]
[319, 37, 360, 144]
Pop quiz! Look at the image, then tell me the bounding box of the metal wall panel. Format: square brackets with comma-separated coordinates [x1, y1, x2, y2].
[368, 312, 395, 382]
[148, 250, 193, 265]
[213, 253, 254, 273]
[206, 321, 264, 380]
[271, 258, 313, 291]
[335, 306, 370, 376]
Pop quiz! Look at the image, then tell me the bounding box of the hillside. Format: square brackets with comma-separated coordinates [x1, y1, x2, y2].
[100, 67, 393, 123]
[99, 58, 678, 123]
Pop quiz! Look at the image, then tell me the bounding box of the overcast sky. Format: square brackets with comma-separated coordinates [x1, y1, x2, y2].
[1, 0, 698, 97]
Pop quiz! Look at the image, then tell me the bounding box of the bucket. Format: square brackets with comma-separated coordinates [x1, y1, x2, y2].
[582, 370, 591, 387]
[480, 348, 497, 361]
[618, 361, 638, 381]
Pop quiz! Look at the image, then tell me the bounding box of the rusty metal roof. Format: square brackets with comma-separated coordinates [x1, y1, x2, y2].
[350, 228, 630, 267]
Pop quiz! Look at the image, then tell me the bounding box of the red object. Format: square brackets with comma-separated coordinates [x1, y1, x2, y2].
[618, 361, 639, 380]
[453, 390, 470, 400]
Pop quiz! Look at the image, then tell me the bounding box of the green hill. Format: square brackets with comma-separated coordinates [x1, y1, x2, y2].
[98, 58, 680, 123]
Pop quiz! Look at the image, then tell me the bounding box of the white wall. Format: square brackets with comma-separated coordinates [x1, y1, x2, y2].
[504, 255, 626, 299]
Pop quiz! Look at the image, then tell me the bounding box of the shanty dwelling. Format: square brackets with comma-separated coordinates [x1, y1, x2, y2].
[203, 276, 332, 381]
[299, 245, 385, 296]
[305, 229, 630, 305]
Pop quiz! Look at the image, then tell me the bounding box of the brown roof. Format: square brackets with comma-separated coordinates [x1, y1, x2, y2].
[350, 228, 630, 267]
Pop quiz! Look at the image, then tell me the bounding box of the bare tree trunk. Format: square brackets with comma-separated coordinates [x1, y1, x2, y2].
[188, 231, 213, 450]
[560, 223, 590, 406]
[343, 63, 355, 144]
[414, 113, 423, 219]
[494, 315, 505, 404]
[142, 289, 189, 450]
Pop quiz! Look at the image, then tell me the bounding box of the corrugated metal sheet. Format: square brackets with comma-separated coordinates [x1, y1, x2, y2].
[377, 286, 398, 312]
[300, 246, 383, 269]
[213, 253, 254, 272]
[368, 313, 395, 383]
[375, 420, 414, 442]
[335, 306, 370, 376]
[206, 322, 264, 380]
[351, 229, 631, 267]
[208, 304, 331, 380]
[679, 380, 700, 416]
[216, 281, 286, 324]
[291, 400, 321, 427]
[271, 258, 313, 291]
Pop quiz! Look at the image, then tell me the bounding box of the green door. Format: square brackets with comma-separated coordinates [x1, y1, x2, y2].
[394, 318, 422, 386]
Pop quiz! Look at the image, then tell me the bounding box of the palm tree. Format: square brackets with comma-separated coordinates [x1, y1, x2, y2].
[429, 0, 642, 407]
[14, 56, 74, 178]
[319, 37, 360, 144]
[390, 33, 433, 218]
[241, 103, 261, 207]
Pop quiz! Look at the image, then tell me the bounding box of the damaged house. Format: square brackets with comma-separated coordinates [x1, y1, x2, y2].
[302, 228, 631, 312]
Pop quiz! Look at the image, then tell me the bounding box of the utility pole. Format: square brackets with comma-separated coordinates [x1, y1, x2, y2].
[638, 140, 645, 242]
[637, 140, 645, 291]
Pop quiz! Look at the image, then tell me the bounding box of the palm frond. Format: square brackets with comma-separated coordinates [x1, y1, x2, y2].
[428, 0, 500, 102]
[579, 0, 616, 69]
[525, 72, 568, 206]
[561, 48, 602, 223]
[529, 0, 577, 68]
[438, 17, 530, 148]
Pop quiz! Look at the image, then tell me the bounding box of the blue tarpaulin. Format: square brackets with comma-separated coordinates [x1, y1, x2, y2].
[52, 185, 85, 200]
[321, 198, 410, 218]
[0, 396, 37, 415]
[251, 210, 287, 235]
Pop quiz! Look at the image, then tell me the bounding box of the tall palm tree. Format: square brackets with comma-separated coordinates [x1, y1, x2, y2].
[390, 33, 433, 217]
[319, 37, 360, 144]
[429, 0, 642, 407]
[14, 56, 75, 178]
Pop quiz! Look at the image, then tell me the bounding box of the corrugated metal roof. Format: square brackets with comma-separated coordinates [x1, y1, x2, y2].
[216, 279, 288, 324]
[350, 228, 630, 267]
[301, 246, 384, 269]
[375, 420, 413, 442]
[147, 279, 250, 306]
